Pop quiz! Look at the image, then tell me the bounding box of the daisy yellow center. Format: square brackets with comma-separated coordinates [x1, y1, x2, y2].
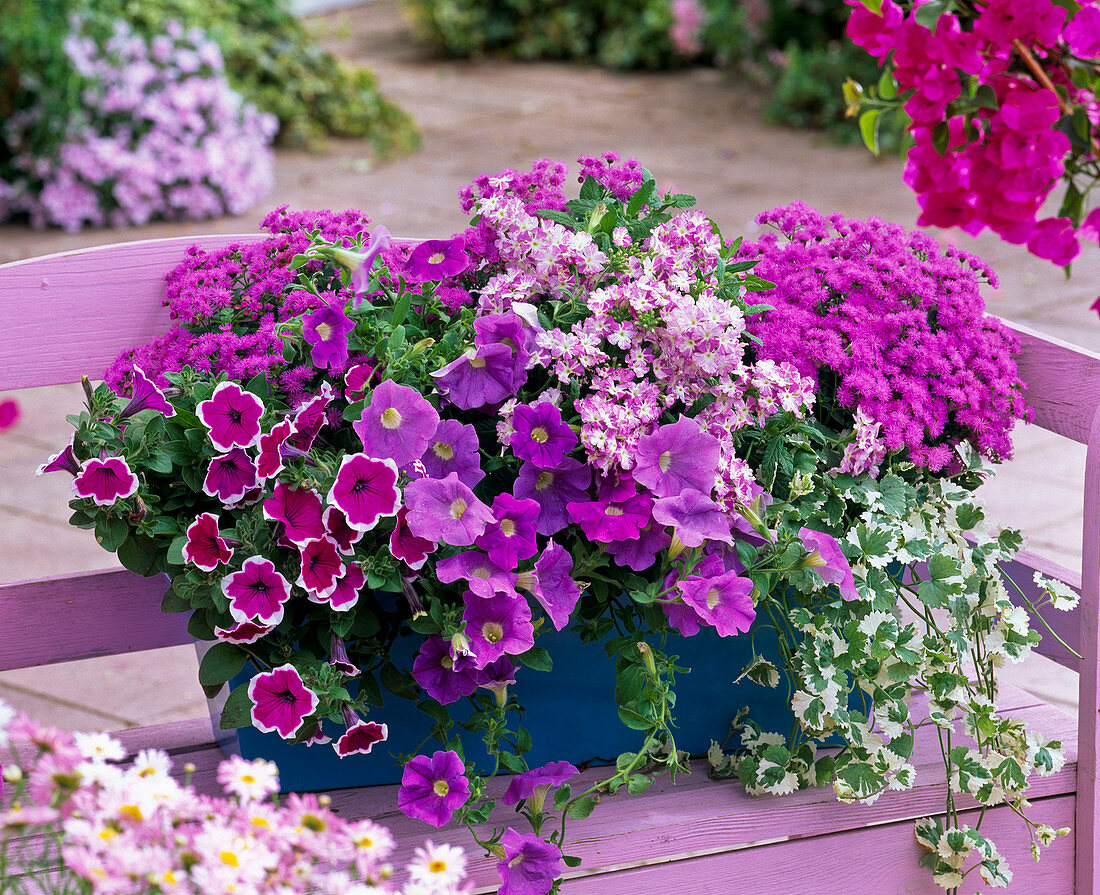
[428, 251, 446, 265]
[381, 407, 403, 429]
[221, 852, 239, 868]
[658, 450, 672, 473]
[706, 588, 721, 610]
[119, 805, 143, 822]
[470, 357, 486, 368]
[429, 859, 448, 873]
[482, 621, 504, 643]
[433, 441, 454, 460]
[137, 766, 156, 778]
[433, 779, 450, 797]
[240, 774, 256, 784]
[252, 817, 270, 829]
[315, 322, 333, 342]
[605, 506, 624, 516]
[535, 471, 554, 491]
[450, 498, 467, 519]
[530, 426, 549, 443]
[356, 836, 374, 848]
[301, 814, 326, 832]
[500, 519, 516, 537]
[99, 829, 117, 842]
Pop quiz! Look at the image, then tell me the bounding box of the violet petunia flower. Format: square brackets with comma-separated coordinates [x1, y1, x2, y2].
[514, 458, 592, 536]
[496, 828, 562, 895]
[421, 419, 485, 488]
[633, 416, 720, 499]
[116, 367, 175, 421]
[354, 379, 440, 468]
[297, 537, 345, 600]
[329, 634, 359, 676]
[334, 706, 388, 757]
[182, 512, 234, 571]
[436, 551, 518, 600]
[676, 570, 755, 637]
[197, 381, 265, 452]
[320, 561, 366, 611]
[475, 656, 517, 700]
[223, 556, 292, 626]
[397, 750, 470, 827]
[36, 440, 81, 477]
[287, 382, 334, 451]
[475, 493, 540, 571]
[203, 449, 258, 505]
[652, 489, 733, 548]
[303, 300, 355, 371]
[214, 619, 273, 644]
[349, 225, 391, 304]
[389, 506, 436, 570]
[567, 486, 652, 544]
[510, 403, 577, 469]
[263, 482, 325, 545]
[430, 344, 521, 409]
[327, 453, 401, 532]
[411, 635, 480, 705]
[256, 418, 296, 479]
[519, 541, 582, 630]
[72, 456, 139, 506]
[462, 590, 534, 669]
[606, 519, 671, 572]
[248, 664, 318, 740]
[404, 236, 469, 283]
[404, 472, 495, 546]
[798, 527, 859, 601]
[502, 761, 578, 808]
[474, 311, 536, 365]
[344, 362, 375, 401]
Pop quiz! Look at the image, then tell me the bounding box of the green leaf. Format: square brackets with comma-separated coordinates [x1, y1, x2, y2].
[859, 0, 883, 12]
[877, 70, 897, 100]
[117, 534, 159, 576]
[566, 795, 599, 819]
[617, 706, 654, 730]
[198, 642, 249, 688]
[94, 516, 130, 553]
[859, 110, 882, 156]
[579, 175, 602, 202]
[562, 855, 583, 868]
[518, 646, 553, 673]
[931, 121, 950, 155]
[220, 681, 253, 730]
[626, 774, 653, 795]
[626, 179, 657, 216]
[161, 580, 191, 613]
[537, 209, 581, 229]
[391, 290, 413, 329]
[973, 83, 998, 110]
[516, 726, 532, 755]
[876, 473, 909, 517]
[914, 0, 953, 30]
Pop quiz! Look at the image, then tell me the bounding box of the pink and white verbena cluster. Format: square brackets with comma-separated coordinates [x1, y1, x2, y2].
[847, 0, 1100, 268]
[0, 18, 276, 232]
[741, 201, 1028, 474]
[0, 707, 471, 895]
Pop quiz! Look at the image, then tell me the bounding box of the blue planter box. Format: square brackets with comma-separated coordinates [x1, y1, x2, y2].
[212, 623, 810, 792]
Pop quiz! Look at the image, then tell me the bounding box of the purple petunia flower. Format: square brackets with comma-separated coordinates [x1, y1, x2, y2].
[567, 485, 652, 544]
[388, 506, 436, 570]
[116, 367, 176, 421]
[633, 416, 720, 499]
[510, 403, 577, 469]
[223, 556, 292, 626]
[297, 537, 345, 600]
[329, 634, 359, 676]
[421, 419, 485, 488]
[263, 482, 324, 546]
[475, 656, 517, 700]
[404, 237, 469, 283]
[256, 418, 296, 479]
[334, 706, 388, 757]
[323, 505, 365, 555]
[214, 619, 274, 644]
[344, 362, 375, 401]
[327, 453, 401, 532]
[353, 379, 440, 468]
[348, 225, 391, 304]
[474, 310, 536, 365]
[182, 512, 234, 571]
[303, 300, 355, 371]
[502, 761, 578, 808]
[203, 449, 258, 505]
[411, 635, 480, 705]
[606, 519, 671, 572]
[798, 527, 859, 601]
[72, 456, 139, 506]
[519, 541, 582, 630]
[651, 489, 733, 548]
[197, 381, 266, 452]
[430, 344, 521, 410]
[514, 458, 592, 536]
[319, 561, 366, 611]
[496, 828, 562, 895]
[404, 473, 495, 546]
[436, 551, 518, 599]
[463, 590, 534, 669]
[475, 494, 540, 571]
[248, 664, 318, 740]
[676, 570, 755, 637]
[287, 382, 334, 451]
[397, 750, 470, 828]
[36, 439, 81, 477]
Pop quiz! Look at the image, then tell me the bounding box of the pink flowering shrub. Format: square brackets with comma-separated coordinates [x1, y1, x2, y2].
[0, 18, 276, 232]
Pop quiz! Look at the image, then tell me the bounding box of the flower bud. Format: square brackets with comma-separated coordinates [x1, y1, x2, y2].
[637, 642, 657, 678]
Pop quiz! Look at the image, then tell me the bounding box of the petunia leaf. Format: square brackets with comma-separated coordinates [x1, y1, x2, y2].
[199, 641, 249, 688]
[219, 681, 253, 730]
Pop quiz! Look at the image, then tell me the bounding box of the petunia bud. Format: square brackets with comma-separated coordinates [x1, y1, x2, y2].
[637, 642, 657, 678]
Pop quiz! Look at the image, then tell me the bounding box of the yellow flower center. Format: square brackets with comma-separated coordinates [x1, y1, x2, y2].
[221, 852, 239, 868]
[473, 565, 492, 577]
[315, 322, 333, 342]
[240, 774, 256, 785]
[380, 407, 403, 430]
[433, 441, 454, 460]
[119, 805, 143, 822]
[251, 817, 270, 829]
[658, 450, 672, 473]
[441, 655, 454, 671]
[803, 550, 827, 568]
[483, 621, 504, 643]
[605, 506, 624, 516]
[500, 519, 516, 537]
[706, 588, 721, 610]
[450, 498, 467, 519]
[535, 471, 554, 491]
[470, 356, 486, 368]
[530, 426, 549, 443]
[433, 779, 450, 797]
[429, 859, 448, 873]
[428, 251, 446, 265]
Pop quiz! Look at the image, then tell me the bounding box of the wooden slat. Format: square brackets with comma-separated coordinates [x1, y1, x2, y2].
[0, 569, 188, 671]
[0, 235, 259, 391]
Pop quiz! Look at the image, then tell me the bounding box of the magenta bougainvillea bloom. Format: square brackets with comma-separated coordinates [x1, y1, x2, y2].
[248, 664, 318, 740]
[182, 512, 234, 571]
[256, 418, 295, 479]
[566, 487, 652, 543]
[329, 634, 358, 676]
[334, 706, 388, 757]
[397, 749, 471, 827]
[197, 381, 266, 451]
[430, 344, 521, 409]
[799, 527, 859, 601]
[320, 561, 366, 611]
[475, 494, 540, 570]
[72, 456, 139, 505]
[348, 225, 391, 303]
[404, 473, 495, 546]
[510, 403, 577, 469]
[297, 537, 345, 600]
[263, 482, 325, 545]
[463, 590, 534, 669]
[323, 505, 365, 554]
[303, 301, 355, 370]
[36, 440, 81, 477]
[404, 236, 469, 282]
[287, 382, 334, 451]
[411, 635, 480, 705]
[354, 379, 440, 468]
[502, 761, 578, 807]
[437, 551, 518, 599]
[327, 453, 401, 531]
[214, 619, 273, 644]
[677, 570, 755, 637]
[633, 416, 720, 498]
[223, 556, 292, 625]
[651, 489, 733, 548]
[203, 449, 258, 504]
[496, 828, 562, 895]
[116, 367, 176, 421]
[522, 541, 582, 630]
[514, 458, 592, 536]
[421, 419, 485, 487]
[388, 506, 436, 570]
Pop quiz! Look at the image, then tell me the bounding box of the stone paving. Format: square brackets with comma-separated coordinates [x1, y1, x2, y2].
[0, 0, 1093, 730]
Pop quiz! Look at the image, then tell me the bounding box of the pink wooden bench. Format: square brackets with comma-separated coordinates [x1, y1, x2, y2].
[1, 236, 1099, 893]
